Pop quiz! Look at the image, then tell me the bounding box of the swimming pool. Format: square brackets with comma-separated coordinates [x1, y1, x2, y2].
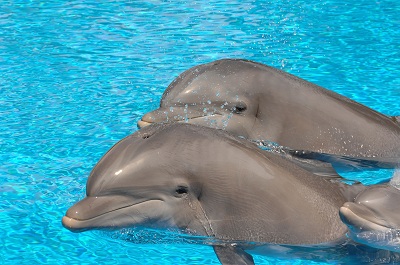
[1, 0, 399, 264]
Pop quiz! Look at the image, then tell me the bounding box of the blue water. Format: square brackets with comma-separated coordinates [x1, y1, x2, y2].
[1, 0, 399, 264]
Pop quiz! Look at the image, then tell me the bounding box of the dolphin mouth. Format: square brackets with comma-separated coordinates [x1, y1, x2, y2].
[138, 107, 223, 128]
[62, 196, 164, 232]
[339, 202, 391, 233]
[137, 120, 153, 128]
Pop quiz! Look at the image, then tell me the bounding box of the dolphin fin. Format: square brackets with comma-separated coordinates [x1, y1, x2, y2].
[391, 116, 400, 124]
[213, 245, 255, 265]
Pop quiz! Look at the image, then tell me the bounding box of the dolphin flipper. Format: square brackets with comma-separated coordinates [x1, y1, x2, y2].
[213, 245, 255, 265]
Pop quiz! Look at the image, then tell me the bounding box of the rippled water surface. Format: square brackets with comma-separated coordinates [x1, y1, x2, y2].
[1, 0, 399, 264]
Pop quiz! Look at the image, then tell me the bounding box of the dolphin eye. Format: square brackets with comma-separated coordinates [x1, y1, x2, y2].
[233, 103, 247, 114]
[175, 185, 188, 196]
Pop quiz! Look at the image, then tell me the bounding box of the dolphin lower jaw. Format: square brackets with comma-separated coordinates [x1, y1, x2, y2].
[137, 120, 152, 128]
[339, 203, 391, 233]
[62, 200, 166, 232]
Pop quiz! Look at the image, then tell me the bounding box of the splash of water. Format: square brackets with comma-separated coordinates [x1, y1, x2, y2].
[349, 229, 400, 253]
[97, 227, 214, 245]
[389, 169, 400, 190]
[252, 139, 289, 155]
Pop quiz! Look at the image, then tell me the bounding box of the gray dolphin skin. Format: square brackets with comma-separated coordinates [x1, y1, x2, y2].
[138, 59, 400, 160]
[62, 123, 359, 265]
[339, 184, 400, 253]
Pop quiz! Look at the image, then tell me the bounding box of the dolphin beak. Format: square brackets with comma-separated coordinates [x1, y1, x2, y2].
[62, 195, 137, 232]
[62, 195, 167, 232]
[62, 216, 94, 232]
[138, 108, 171, 128]
[137, 120, 152, 128]
[138, 110, 163, 128]
[339, 202, 390, 233]
[138, 107, 215, 128]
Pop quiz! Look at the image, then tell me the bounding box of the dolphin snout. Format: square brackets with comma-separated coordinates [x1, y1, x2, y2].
[339, 202, 390, 233]
[138, 107, 214, 129]
[65, 196, 134, 220]
[62, 195, 137, 232]
[138, 119, 152, 128]
[138, 111, 158, 128]
[62, 216, 91, 232]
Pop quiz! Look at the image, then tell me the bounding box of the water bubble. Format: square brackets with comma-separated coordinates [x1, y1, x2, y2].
[163, 111, 169, 122]
[209, 119, 217, 127]
[222, 113, 233, 129]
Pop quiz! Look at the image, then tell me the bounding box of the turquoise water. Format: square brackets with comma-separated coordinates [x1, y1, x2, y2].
[1, 0, 399, 264]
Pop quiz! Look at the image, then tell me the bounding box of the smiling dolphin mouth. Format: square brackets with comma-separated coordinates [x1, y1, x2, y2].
[62, 215, 104, 232]
[339, 202, 391, 233]
[62, 196, 163, 232]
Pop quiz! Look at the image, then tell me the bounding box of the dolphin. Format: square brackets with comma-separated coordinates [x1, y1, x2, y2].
[340, 175, 400, 253]
[62, 123, 367, 265]
[138, 59, 400, 162]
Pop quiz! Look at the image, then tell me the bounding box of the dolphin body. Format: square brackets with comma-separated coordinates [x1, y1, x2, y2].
[62, 123, 371, 265]
[138, 59, 400, 164]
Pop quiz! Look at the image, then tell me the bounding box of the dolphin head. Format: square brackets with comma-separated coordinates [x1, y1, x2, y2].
[62, 123, 269, 237]
[62, 124, 211, 235]
[138, 59, 273, 139]
[339, 185, 400, 233]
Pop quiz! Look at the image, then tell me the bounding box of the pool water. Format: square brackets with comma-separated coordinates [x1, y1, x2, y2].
[1, 0, 399, 264]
